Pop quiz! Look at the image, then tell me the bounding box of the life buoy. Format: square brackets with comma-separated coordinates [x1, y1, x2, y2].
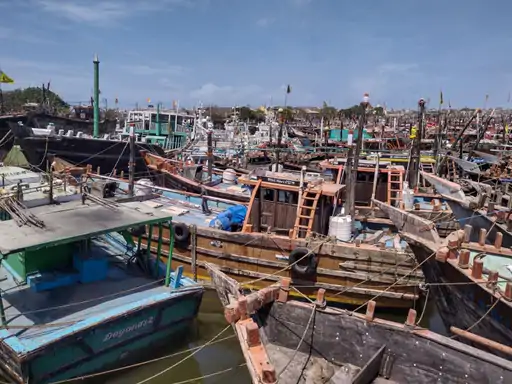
[288, 248, 318, 277]
[173, 223, 190, 243]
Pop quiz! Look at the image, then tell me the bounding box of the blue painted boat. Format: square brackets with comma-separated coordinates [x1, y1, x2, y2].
[0, 198, 203, 383]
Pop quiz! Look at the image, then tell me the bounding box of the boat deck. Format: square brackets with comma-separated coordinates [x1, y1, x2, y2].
[0, 237, 197, 356]
[0, 200, 200, 355]
[119, 190, 409, 251]
[126, 195, 227, 229]
[205, 178, 251, 197]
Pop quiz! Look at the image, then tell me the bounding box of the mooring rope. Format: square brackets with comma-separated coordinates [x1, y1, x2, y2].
[350, 251, 437, 315]
[47, 334, 237, 384]
[240, 238, 330, 287]
[276, 304, 316, 380]
[135, 324, 232, 384]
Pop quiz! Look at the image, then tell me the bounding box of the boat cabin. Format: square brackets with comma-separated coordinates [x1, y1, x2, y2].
[123, 108, 195, 150]
[238, 168, 343, 238]
[320, 157, 409, 207]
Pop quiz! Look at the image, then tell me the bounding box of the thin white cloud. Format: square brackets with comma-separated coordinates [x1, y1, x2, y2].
[36, 0, 193, 25]
[0, 26, 54, 44]
[189, 83, 263, 104]
[120, 64, 185, 76]
[256, 17, 274, 27]
[288, 0, 313, 6]
[378, 63, 419, 74]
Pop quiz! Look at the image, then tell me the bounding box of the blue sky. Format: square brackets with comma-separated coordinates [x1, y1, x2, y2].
[0, 0, 510, 109]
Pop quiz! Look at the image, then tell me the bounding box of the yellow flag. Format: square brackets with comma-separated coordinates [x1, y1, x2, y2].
[147, 98, 151, 103]
[0, 71, 14, 84]
[506, 124, 509, 135]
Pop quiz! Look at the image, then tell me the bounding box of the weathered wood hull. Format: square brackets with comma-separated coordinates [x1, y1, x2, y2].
[408, 241, 512, 360]
[148, 166, 250, 203]
[207, 264, 512, 384]
[445, 199, 512, 248]
[373, 198, 512, 359]
[142, 225, 424, 309]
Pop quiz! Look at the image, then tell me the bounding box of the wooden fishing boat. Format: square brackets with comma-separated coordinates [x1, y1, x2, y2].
[0, 197, 203, 383]
[319, 157, 458, 236]
[374, 198, 512, 359]
[89, 167, 424, 309]
[421, 171, 512, 247]
[206, 262, 512, 383]
[141, 150, 251, 203]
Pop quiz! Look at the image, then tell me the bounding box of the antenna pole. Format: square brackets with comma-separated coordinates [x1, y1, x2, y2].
[93, 54, 100, 138]
[128, 124, 135, 197]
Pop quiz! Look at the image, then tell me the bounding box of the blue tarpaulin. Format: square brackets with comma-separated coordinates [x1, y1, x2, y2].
[209, 205, 248, 231]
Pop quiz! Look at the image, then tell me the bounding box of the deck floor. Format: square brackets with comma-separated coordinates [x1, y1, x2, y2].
[266, 344, 395, 383]
[0, 237, 197, 354]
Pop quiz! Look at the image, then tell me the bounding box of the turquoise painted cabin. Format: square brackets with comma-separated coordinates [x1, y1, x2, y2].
[329, 128, 371, 142]
[0, 200, 203, 384]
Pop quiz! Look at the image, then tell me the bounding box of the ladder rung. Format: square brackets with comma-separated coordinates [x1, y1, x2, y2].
[295, 225, 310, 229]
[300, 205, 314, 210]
[303, 196, 317, 200]
[298, 214, 312, 219]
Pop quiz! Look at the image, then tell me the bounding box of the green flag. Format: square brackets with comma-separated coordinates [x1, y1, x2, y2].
[0, 71, 14, 84]
[439, 90, 443, 105]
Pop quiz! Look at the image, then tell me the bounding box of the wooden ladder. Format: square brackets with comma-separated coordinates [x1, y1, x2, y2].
[387, 167, 403, 206]
[446, 158, 458, 181]
[419, 162, 435, 187]
[292, 187, 321, 239]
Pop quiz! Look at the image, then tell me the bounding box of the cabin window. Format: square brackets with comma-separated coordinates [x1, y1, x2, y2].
[278, 191, 298, 204]
[261, 188, 274, 201]
[151, 114, 169, 123]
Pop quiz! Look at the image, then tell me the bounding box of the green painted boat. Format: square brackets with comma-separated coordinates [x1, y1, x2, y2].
[0, 198, 203, 383]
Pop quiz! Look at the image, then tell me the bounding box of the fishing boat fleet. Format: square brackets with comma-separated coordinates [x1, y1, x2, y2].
[2, 57, 512, 382]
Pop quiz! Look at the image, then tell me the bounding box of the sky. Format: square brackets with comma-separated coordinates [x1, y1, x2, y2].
[0, 0, 511, 109]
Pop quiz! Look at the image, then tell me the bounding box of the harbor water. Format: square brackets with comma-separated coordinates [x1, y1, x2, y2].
[74, 290, 251, 384]
[57, 288, 446, 384]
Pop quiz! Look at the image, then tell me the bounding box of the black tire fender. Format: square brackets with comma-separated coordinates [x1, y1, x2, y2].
[173, 223, 190, 243]
[288, 247, 318, 277]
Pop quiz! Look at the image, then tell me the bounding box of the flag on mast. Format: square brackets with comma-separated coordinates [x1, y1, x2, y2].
[286, 85, 291, 94]
[439, 90, 443, 105]
[0, 71, 14, 84]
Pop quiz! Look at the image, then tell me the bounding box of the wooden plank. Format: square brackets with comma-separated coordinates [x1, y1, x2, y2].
[352, 345, 386, 384]
[242, 179, 261, 232]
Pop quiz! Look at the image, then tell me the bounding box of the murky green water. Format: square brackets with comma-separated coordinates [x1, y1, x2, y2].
[101, 290, 250, 384]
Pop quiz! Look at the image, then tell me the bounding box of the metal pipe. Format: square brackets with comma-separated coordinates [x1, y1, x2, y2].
[156, 102, 161, 136]
[165, 222, 174, 287]
[0, 293, 6, 326]
[146, 224, 153, 272]
[155, 223, 163, 278]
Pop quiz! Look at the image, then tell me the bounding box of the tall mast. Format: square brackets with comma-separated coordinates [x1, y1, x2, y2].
[346, 94, 369, 230]
[408, 98, 425, 189]
[93, 54, 100, 138]
[128, 124, 135, 197]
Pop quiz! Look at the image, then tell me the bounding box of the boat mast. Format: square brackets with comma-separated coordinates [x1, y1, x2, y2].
[408, 98, 425, 189]
[93, 54, 100, 138]
[346, 94, 369, 229]
[128, 124, 135, 197]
